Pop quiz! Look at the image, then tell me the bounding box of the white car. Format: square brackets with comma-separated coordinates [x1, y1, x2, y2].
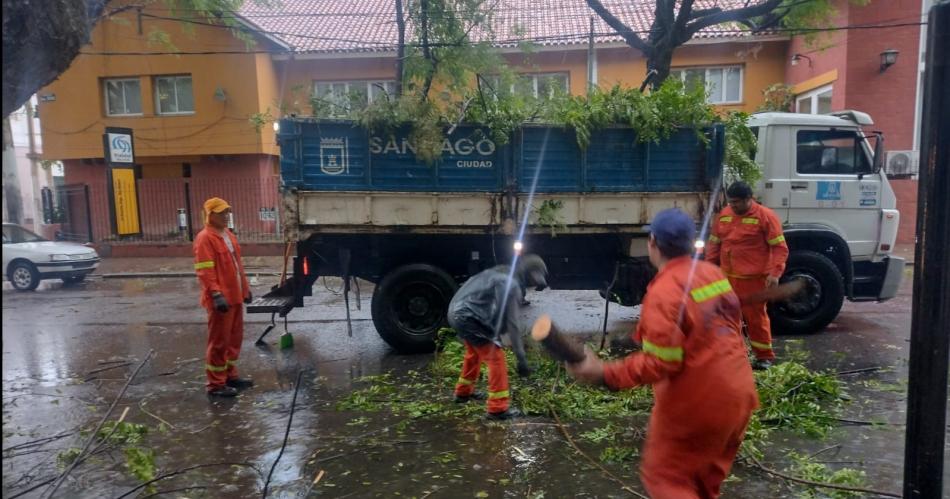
[2, 223, 100, 291]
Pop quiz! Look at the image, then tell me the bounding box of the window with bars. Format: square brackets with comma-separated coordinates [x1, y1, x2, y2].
[670, 66, 743, 104]
[104, 78, 142, 116]
[155, 75, 195, 115]
[313, 80, 397, 116]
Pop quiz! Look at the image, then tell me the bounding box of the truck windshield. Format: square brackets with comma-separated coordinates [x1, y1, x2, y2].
[796, 130, 872, 175]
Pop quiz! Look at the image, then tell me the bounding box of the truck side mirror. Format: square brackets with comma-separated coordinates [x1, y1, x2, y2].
[872, 131, 885, 174]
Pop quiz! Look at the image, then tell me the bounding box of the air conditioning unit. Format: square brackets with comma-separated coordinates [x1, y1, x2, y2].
[885, 150, 919, 177]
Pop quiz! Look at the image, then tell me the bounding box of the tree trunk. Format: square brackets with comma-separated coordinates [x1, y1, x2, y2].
[646, 43, 675, 90]
[419, 0, 435, 101]
[2, 0, 109, 117]
[395, 0, 406, 98]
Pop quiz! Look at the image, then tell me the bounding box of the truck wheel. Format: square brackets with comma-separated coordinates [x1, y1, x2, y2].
[371, 264, 457, 354]
[769, 250, 844, 335]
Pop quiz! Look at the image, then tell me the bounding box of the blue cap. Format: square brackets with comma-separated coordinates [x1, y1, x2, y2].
[648, 208, 696, 253]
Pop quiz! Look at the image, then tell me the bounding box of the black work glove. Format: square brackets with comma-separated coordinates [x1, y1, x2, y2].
[212, 293, 230, 313]
[244, 292, 252, 305]
[517, 361, 534, 378]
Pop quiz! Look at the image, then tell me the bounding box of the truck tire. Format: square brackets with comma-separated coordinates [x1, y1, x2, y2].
[769, 250, 845, 335]
[371, 264, 457, 354]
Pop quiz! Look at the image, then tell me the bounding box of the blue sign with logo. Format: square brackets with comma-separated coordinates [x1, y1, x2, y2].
[816, 181, 842, 201]
[103, 127, 135, 165]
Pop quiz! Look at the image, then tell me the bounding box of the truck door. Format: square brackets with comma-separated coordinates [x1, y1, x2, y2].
[788, 128, 881, 256]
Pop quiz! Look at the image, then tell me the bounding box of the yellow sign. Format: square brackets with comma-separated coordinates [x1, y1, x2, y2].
[111, 168, 141, 235]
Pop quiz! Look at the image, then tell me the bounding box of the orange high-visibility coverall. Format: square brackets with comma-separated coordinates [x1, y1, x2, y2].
[194, 226, 250, 390]
[706, 201, 789, 360]
[603, 257, 759, 499]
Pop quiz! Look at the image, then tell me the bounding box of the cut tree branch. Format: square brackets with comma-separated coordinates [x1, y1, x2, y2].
[686, 0, 785, 36]
[585, 0, 650, 53]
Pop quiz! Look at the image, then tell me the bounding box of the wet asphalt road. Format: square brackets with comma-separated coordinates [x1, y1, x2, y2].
[2, 269, 947, 498]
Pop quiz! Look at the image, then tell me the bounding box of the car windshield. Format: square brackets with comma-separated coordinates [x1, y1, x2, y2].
[2, 225, 47, 244]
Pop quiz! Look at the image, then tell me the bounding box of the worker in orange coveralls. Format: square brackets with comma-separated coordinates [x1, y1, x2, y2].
[567, 208, 758, 499]
[706, 181, 789, 370]
[448, 254, 549, 420]
[194, 197, 253, 397]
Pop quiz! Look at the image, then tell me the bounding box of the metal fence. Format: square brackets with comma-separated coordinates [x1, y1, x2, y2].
[84, 176, 283, 244]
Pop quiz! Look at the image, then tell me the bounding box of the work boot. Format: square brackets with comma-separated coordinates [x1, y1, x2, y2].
[486, 407, 522, 421]
[752, 359, 773, 371]
[207, 386, 238, 398]
[454, 391, 486, 403]
[226, 378, 254, 390]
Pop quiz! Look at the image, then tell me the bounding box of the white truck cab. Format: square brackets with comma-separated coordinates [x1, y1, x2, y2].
[750, 110, 905, 334]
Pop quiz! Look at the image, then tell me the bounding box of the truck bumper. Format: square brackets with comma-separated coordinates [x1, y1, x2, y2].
[877, 256, 905, 301]
[851, 256, 905, 302]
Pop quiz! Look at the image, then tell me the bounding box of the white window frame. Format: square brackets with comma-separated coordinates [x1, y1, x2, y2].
[312, 80, 396, 116]
[522, 72, 570, 98]
[103, 78, 143, 117]
[154, 75, 195, 116]
[482, 72, 570, 99]
[669, 65, 744, 105]
[795, 84, 833, 115]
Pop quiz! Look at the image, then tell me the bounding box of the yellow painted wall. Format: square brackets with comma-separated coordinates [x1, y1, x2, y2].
[598, 41, 788, 112]
[39, 8, 275, 161]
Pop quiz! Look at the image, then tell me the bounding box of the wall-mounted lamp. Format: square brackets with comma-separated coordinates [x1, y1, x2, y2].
[214, 87, 227, 101]
[880, 49, 899, 72]
[790, 53, 813, 67]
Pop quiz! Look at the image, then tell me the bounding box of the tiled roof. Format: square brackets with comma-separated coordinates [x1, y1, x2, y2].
[239, 1, 764, 54]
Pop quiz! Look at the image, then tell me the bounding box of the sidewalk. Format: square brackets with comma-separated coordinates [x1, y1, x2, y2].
[96, 256, 287, 278]
[893, 243, 915, 264]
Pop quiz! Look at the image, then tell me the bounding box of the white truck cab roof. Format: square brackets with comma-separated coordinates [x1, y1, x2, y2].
[750, 110, 873, 128]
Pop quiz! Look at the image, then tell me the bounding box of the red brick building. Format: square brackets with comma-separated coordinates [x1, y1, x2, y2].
[785, 0, 930, 243]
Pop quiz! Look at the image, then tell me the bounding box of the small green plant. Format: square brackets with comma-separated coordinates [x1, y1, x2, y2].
[124, 447, 157, 491]
[599, 445, 638, 464]
[535, 199, 566, 236]
[56, 447, 82, 468]
[759, 83, 795, 112]
[580, 423, 620, 444]
[786, 451, 867, 498]
[98, 421, 148, 445]
[249, 108, 275, 133]
[722, 111, 761, 185]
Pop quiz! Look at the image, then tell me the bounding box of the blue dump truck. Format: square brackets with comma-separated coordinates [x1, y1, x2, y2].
[249, 112, 904, 353]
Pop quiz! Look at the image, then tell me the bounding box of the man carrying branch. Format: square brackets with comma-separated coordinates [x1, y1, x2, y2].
[566, 208, 758, 498]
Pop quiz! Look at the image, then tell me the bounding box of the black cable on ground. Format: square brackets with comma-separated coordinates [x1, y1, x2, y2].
[262, 369, 306, 498]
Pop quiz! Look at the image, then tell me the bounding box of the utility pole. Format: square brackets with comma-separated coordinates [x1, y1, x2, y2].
[587, 16, 596, 94]
[903, 1, 949, 498]
[2, 116, 22, 224]
[25, 98, 42, 232]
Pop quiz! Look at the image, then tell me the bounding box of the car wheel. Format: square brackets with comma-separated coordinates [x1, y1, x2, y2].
[371, 264, 457, 354]
[8, 261, 40, 291]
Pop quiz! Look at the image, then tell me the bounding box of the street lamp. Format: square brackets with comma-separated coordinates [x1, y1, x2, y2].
[880, 49, 899, 72]
[791, 53, 813, 67]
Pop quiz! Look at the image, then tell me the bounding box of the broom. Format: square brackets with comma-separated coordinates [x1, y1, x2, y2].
[278, 242, 294, 349]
